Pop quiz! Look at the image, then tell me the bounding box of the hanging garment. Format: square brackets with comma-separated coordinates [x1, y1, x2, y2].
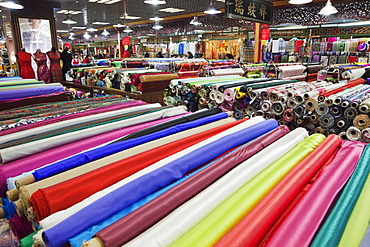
[61, 49, 72, 81]
[47, 51, 63, 83]
[33, 51, 50, 83]
[16, 50, 35, 79]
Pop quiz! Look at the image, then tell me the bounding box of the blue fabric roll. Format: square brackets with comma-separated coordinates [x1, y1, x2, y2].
[360, 225, 370, 247]
[310, 144, 370, 247]
[42, 119, 278, 247]
[1, 198, 16, 219]
[0, 86, 64, 100]
[33, 112, 230, 181]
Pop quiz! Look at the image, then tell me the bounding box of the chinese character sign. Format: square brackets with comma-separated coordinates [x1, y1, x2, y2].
[225, 0, 273, 24]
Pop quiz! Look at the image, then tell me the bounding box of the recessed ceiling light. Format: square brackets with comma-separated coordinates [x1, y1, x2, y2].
[57, 30, 69, 33]
[86, 27, 98, 32]
[104, 0, 121, 4]
[56, 10, 82, 14]
[88, 0, 98, 2]
[92, 21, 110, 25]
[72, 26, 87, 29]
[120, 15, 141, 19]
[144, 0, 166, 5]
[159, 8, 185, 13]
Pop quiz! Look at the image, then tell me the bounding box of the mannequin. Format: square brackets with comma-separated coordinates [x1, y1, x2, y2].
[33, 49, 50, 83]
[47, 47, 63, 83]
[16, 48, 35, 79]
[61, 46, 72, 81]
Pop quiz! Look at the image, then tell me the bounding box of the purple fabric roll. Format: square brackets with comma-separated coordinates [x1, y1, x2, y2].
[0, 114, 188, 197]
[8, 213, 34, 240]
[0, 86, 64, 101]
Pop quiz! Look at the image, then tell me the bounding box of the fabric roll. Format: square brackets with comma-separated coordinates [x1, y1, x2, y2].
[0, 85, 64, 101]
[347, 126, 362, 141]
[265, 141, 365, 247]
[122, 128, 308, 247]
[329, 105, 343, 118]
[353, 114, 370, 130]
[338, 168, 370, 247]
[23, 118, 237, 229]
[359, 98, 370, 113]
[8, 213, 34, 240]
[305, 97, 318, 112]
[41, 118, 275, 247]
[0, 106, 186, 164]
[319, 114, 335, 129]
[114, 108, 222, 142]
[20, 230, 38, 247]
[311, 144, 370, 247]
[29, 112, 232, 221]
[0, 101, 147, 146]
[360, 226, 370, 247]
[316, 102, 329, 115]
[344, 107, 358, 119]
[93, 126, 291, 247]
[282, 108, 295, 122]
[172, 134, 325, 247]
[215, 134, 341, 247]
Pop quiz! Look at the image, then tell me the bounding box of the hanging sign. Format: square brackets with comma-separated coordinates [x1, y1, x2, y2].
[225, 0, 273, 25]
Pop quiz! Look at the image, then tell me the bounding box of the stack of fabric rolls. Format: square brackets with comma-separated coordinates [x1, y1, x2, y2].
[2, 112, 370, 247]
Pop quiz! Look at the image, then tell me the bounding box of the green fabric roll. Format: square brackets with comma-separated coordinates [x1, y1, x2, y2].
[338, 170, 370, 247]
[112, 61, 122, 68]
[20, 230, 38, 247]
[171, 133, 325, 247]
[311, 144, 370, 247]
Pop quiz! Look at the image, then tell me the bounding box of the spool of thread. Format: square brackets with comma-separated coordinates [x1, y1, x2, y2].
[344, 107, 358, 119]
[353, 114, 370, 130]
[271, 101, 285, 116]
[283, 108, 296, 122]
[315, 102, 329, 115]
[346, 126, 362, 141]
[319, 114, 335, 129]
[338, 132, 348, 140]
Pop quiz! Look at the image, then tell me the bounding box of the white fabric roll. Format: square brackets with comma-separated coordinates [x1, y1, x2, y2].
[40, 117, 265, 230]
[123, 128, 308, 247]
[341, 68, 366, 81]
[0, 106, 186, 164]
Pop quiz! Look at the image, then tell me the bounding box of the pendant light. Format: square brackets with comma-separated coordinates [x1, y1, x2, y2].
[144, 0, 166, 5]
[123, 25, 133, 33]
[288, 0, 312, 4]
[150, 11, 164, 21]
[152, 21, 163, 30]
[319, 0, 338, 15]
[83, 32, 91, 39]
[121, 1, 133, 33]
[102, 29, 110, 36]
[204, 0, 221, 15]
[0, 0, 23, 9]
[190, 15, 202, 25]
[62, 1, 77, 24]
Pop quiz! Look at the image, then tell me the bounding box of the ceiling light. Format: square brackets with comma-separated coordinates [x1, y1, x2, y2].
[0, 0, 23, 9]
[104, 0, 121, 4]
[150, 15, 164, 21]
[57, 30, 70, 33]
[120, 14, 141, 19]
[62, 15, 77, 24]
[113, 21, 125, 28]
[57, 10, 82, 14]
[190, 15, 202, 25]
[83, 32, 91, 39]
[68, 29, 75, 35]
[86, 26, 98, 32]
[102, 29, 110, 36]
[159, 8, 185, 13]
[69, 35, 76, 40]
[123, 25, 133, 33]
[204, 0, 221, 15]
[337, 21, 370, 27]
[289, 0, 312, 4]
[319, 0, 338, 15]
[144, 0, 166, 5]
[72, 26, 87, 29]
[92, 21, 110, 25]
[153, 21, 163, 30]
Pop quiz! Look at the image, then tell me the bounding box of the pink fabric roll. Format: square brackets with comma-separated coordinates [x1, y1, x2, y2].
[0, 114, 188, 196]
[265, 140, 365, 247]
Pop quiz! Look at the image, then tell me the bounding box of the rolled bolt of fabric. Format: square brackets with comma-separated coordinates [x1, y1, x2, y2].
[0, 85, 65, 101]
[264, 140, 365, 247]
[319, 114, 335, 129]
[6, 188, 19, 202]
[41, 118, 276, 247]
[353, 114, 370, 130]
[8, 213, 34, 240]
[338, 132, 348, 140]
[92, 125, 291, 247]
[121, 128, 308, 247]
[171, 134, 325, 247]
[282, 108, 295, 122]
[360, 227, 370, 247]
[23, 118, 238, 229]
[6, 113, 189, 192]
[347, 126, 362, 141]
[29, 112, 232, 221]
[310, 144, 370, 247]
[338, 167, 370, 247]
[114, 108, 222, 142]
[0, 104, 180, 164]
[215, 134, 341, 247]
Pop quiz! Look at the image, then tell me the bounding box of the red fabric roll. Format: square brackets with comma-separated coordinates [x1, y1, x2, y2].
[214, 134, 342, 247]
[29, 119, 244, 222]
[321, 78, 365, 98]
[94, 125, 291, 247]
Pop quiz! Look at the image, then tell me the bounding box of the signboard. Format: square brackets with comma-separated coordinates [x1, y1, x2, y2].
[225, 0, 273, 25]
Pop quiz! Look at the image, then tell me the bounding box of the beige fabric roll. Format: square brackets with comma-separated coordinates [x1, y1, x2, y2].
[139, 74, 179, 83]
[82, 237, 105, 247]
[17, 117, 236, 216]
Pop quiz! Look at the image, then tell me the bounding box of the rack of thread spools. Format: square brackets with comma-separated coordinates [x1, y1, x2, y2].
[164, 63, 370, 142]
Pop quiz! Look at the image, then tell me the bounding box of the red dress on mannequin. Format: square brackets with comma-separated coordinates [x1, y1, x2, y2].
[47, 50, 63, 83]
[16, 50, 35, 79]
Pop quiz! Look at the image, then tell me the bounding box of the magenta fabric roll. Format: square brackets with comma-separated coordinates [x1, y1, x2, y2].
[266, 140, 366, 247]
[0, 100, 147, 136]
[0, 113, 188, 196]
